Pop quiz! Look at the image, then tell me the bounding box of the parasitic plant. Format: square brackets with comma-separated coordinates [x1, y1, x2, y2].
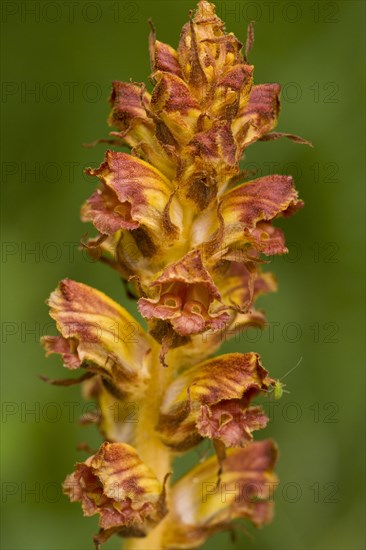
[41, 1, 311, 548]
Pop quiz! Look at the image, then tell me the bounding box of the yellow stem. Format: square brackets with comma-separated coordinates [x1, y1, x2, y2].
[124, 521, 167, 550]
[124, 344, 173, 550]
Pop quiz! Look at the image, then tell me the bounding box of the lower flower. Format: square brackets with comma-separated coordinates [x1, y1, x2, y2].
[162, 439, 278, 549]
[63, 442, 167, 547]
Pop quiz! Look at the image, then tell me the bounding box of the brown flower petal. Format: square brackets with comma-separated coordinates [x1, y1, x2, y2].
[64, 442, 166, 544]
[245, 222, 288, 256]
[82, 150, 182, 242]
[158, 352, 270, 450]
[162, 439, 278, 548]
[108, 81, 152, 142]
[138, 250, 229, 337]
[178, 1, 243, 102]
[197, 403, 268, 447]
[150, 72, 201, 146]
[211, 64, 253, 120]
[41, 279, 151, 396]
[108, 81, 177, 179]
[219, 174, 302, 254]
[149, 24, 182, 78]
[233, 83, 281, 153]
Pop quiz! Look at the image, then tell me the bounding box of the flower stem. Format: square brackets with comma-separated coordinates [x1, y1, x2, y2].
[124, 344, 172, 550]
[124, 521, 166, 550]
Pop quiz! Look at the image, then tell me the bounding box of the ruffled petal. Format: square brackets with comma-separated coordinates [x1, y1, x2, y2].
[245, 222, 288, 256]
[82, 150, 182, 243]
[64, 442, 167, 544]
[178, 120, 238, 210]
[108, 81, 177, 179]
[138, 250, 229, 337]
[162, 439, 278, 548]
[219, 174, 302, 253]
[150, 72, 201, 146]
[108, 81, 152, 145]
[233, 83, 281, 153]
[197, 403, 268, 447]
[210, 63, 253, 120]
[158, 352, 270, 450]
[41, 279, 151, 396]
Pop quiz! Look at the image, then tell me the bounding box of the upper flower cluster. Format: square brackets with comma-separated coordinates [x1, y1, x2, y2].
[42, 1, 309, 548]
[81, 0, 307, 360]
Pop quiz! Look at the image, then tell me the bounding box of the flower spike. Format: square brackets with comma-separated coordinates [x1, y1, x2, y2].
[42, 1, 308, 548]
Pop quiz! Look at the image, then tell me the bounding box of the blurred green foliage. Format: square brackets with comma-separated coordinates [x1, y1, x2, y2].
[1, 1, 365, 549]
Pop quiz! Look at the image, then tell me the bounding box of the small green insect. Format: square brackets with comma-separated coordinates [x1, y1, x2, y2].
[272, 379, 287, 400]
[268, 357, 303, 400]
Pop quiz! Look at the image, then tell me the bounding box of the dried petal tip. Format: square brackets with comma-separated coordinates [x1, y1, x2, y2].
[158, 352, 270, 450]
[219, 174, 303, 258]
[41, 278, 151, 396]
[64, 442, 167, 545]
[162, 439, 278, 548]
[138, 250, 229, 337]
[82, 150, 179, 240]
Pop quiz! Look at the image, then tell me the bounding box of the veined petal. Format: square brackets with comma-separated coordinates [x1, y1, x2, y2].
[150, 72, 201, 145]
[178, 120, 238, 210]
[64, 442, 166, 544]
[81, 185, 138, 234]
[108, 81, 177, 179]
[245, 222, 288, 256]
[158, 352, 270, 450]
[42, 335, 81, 369]
[162, 439, 278, 548]
[232, 83, 281, 152]
[41, 279, 151, 396]
[138, 250, 229, 337]
[108, 81, 152, 144]
[210, 260, 273, 314]
[202, 268, 277, 357]
[213, 261, 255, 313]
[162, 266, 276, 368]
[219, 174, 302, 252]
[198, 403, 268, 447]
[178, 1, 243, 101]
[210, 64, 253, 120]
[149, 25, 182, 78]
[190, 120, 237, 167]
[82, 150, 182, 242]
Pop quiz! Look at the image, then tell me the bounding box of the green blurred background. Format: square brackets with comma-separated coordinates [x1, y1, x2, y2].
[1, 1, 365, 549]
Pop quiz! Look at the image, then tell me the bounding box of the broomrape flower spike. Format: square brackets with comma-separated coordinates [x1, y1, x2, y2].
[41, 1, 311, 548]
